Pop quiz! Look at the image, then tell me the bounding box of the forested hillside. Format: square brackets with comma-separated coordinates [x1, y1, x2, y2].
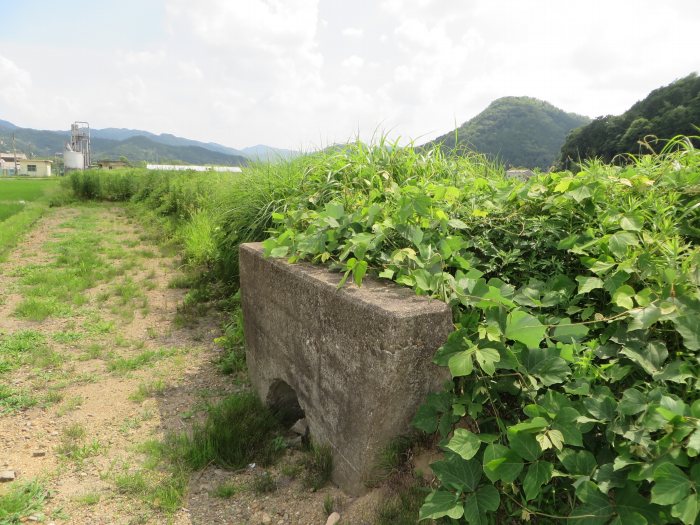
[559, 73, 700, 166]
[427, 97, 590, 170]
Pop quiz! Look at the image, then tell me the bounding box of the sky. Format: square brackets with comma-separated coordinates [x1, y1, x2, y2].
[0, 0, 698, 151]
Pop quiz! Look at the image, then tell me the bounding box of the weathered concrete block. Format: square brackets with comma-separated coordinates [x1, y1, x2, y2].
[239, 242, 453, 494]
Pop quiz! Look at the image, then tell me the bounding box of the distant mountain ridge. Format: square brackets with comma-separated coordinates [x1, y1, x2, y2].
[0, 120, 300, 165]
[559, 73, 700, 166]
[426, 97, 591, 170]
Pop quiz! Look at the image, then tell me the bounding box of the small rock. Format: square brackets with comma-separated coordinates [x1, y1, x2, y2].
[252, 511, 272, 524]
[32, 451, 46, 457]
[0, 471, 15, 482]
[290, 418, 308, 435]
[325, 512, 341, 525]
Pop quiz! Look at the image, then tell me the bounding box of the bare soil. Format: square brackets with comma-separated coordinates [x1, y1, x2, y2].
[0, 205, 391, 525]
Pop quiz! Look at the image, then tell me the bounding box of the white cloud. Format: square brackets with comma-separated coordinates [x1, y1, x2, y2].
[341, 55, 364, 73]
[341, 27, 364, 38]
[0, 54, 32, 109]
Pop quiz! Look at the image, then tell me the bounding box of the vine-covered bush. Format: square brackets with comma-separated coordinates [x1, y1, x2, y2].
[264, 138, 700, 523]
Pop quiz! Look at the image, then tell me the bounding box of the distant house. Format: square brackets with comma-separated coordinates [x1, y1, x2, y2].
[18, 159, 53, 177]
[0, 152, 27, 176]
[96, 160, 129, 170]
[146, 164, 242, 173]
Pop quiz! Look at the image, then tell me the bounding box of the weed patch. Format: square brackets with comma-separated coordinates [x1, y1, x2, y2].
[0, 480, 47, 524]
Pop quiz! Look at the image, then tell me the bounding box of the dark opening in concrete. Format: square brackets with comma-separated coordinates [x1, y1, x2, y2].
[266, 379, 305, 427]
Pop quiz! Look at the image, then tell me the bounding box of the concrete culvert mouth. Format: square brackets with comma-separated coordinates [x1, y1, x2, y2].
[266, 379, 305, 427]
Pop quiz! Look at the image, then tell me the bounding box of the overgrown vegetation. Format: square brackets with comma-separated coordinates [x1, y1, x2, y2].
[0, 480, 47, 524]
[263, 138, 700, 523]
[69, 136, 700, 523]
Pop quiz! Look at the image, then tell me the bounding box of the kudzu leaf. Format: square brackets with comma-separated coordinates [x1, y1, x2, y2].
[671, 494, 699, 525]
[418, 490, 464, 520]
[651, 463, 691, 505]
[620, 213, 644, 231]
[612, 285, 635, 310]
[577, 275, 604, 294]
[570, 481, 612, 525]
[508, 431, 541, 461]
[559, 449, 597, 476]
[448, 218, 468, 229]
[463, 485, 500, 525]
[324, 202, 345, 220]
[505, 310, 545, 349]
[483, 444, 523, 483]
[431, 454, 482, 492]
[523, 461, 553, 500]
[445, 429, 481, 461]
[552, 317, 589, 343]
[620, 341, 668, 375]
[617, 388, 646, 416]
[448, 350, 474, 377]
[352, 260, 367, 286]
[475, 347, 500, 375]
[608, 231, 639, 258]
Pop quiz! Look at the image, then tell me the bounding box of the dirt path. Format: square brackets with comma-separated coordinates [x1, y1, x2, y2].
[0, 205, 391, 525]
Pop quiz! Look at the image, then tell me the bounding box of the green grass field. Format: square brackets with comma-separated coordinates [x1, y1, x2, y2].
[0, 178, 61, 222]
[0, 177, 65, 260]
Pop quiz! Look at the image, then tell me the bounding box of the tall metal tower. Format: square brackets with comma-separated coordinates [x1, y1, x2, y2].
[64, 121, 91, 170]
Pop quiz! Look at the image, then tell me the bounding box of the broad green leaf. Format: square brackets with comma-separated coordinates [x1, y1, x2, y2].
[672, 298, 700, 350]
[475, 347, 500, 376]
[505, 310, 546, 349]
[412, 404, 439, 433]
[418, 490, 464, 521]
[463, 485, 500, 525]
[445, 429, 481, 461]
[448, 218, 468, 229]
[628, 304, 661, 331]
[612, 285, 635, 310]
[617, 389, 646, 416]
[523, 461, 554, 500]
[620, 213, 644, 231]
[448, 350, 474, 377]
[577, 275, 604, 294]
[608, 231, 639, 259]
[671, 494, 699, 525]
[509, 417, 549, 434]
[620, 341, 668, 375]
[483, 444, 523, 483]
[552, 318, 589, 343]
[509, 431, 541, 461]
[352, 260, 367, 286]
[651, 463, 691, 505]
[324, 202, 345, 220]
[559, 449, 597, 476]
[270, 246, 289, 258]
[431, 454, 482, 492]
[570, 481, 612, 525]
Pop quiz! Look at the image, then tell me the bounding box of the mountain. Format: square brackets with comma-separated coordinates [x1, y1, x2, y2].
[91, 128, 248, 157]
[559, 73, 700, 167]
[426, 97, 591, 170]
[241, 144, 300, 161]
[0, 121, 269, 166]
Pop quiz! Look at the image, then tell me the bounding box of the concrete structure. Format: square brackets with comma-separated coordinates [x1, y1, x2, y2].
[239, 242, 453, 494]
[146, 164, 242, 173]
[96, 160, 129, 170]
[14, 159, 53, 177]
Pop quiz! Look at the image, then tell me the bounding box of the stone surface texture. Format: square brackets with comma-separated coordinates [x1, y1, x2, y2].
[239, 242, 452, 494]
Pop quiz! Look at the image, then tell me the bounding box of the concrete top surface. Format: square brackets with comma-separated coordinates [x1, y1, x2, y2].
[241, 242, 450, 319]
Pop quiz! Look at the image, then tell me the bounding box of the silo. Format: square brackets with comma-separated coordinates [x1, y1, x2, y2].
[64, 149, 84, 170]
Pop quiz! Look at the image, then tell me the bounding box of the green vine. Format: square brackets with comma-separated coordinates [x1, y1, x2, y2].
[264, 138, 700, 524]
